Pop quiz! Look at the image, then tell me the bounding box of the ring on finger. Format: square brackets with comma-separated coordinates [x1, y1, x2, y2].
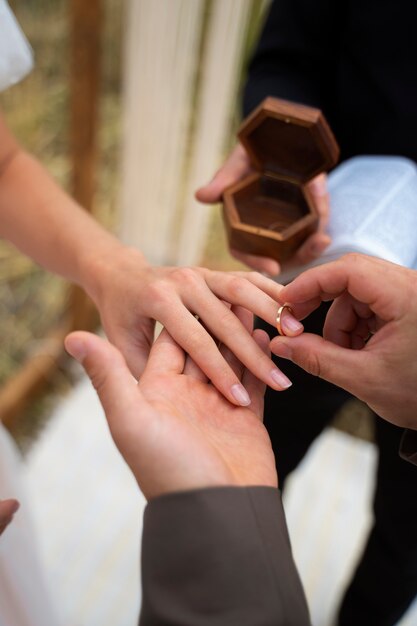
[276, 303, 294, 336]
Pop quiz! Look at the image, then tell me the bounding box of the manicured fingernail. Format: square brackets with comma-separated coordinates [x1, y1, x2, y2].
[231, 383, 251, 406]
[283, 316, 303, 334]
[270, 368, 292, 389]
[66, 338, 86, 363]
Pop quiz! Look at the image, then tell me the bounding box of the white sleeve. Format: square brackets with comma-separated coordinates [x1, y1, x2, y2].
[0, 0, 34, 92]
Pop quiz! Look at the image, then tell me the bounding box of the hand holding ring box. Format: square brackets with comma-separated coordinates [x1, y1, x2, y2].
[223, 97, 340, 263]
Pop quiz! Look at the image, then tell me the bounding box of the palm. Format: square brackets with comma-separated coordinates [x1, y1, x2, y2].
[66, 324, 278, 501]
[132, 373, 277, 497]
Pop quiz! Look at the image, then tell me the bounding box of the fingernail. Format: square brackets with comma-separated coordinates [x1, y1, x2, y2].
[231, 383, 251, 406]
[270, 368, 292, 389]
[66, 338, 86, 363]
[283, 316, 303, 334]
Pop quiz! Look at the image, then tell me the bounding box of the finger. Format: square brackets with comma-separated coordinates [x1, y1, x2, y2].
[195, 144, 252, 203]
[242, 329, 272, 418]
[182, 356, 209, 382]
[294, 232, 331, 264]
[279, 254, 411, 322]
[217, 306, 254, 381]
[307, 173, 329, 225]
[230, 270, 284, 302]
[271, 332, 376, 398]
[187, 292, 292, 391]
[182, 316, 213, 382]
[108, 327, 153, 381]
[229, 272, 303, 336]
[276, 303, 304, 338]
[203, 270, 303, 335]
[140, 328, 186, 380]
[230, 248, 281, 277]
[324, 293, 374, 348]
[65, 332, 143, 421]
[156, 302, 253, 406]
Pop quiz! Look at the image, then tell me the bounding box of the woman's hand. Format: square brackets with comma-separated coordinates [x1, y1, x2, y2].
[65, 309, 278, 500]
[84, 246, 301, 406]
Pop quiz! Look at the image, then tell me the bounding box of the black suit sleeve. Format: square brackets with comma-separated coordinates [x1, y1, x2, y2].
[400, 430, 417, 466]
[139, 486, 310, 626]
[243, 0, 343, 118]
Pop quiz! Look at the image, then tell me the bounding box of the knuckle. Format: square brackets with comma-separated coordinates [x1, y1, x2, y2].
[247, 270, 263, 283]
[218, 307, 239, 330]
[145, 280, 172, 307]
[301, 351, 323, 378]
[226, 275, 247, 299]
[171, 267, 200, 287]
[182, 323, 210, 352]
[343, 252, 362, 267]
[88, 365, 110, 396]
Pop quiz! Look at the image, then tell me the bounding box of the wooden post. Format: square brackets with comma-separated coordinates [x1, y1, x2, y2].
[0, 320, 72, 428]
[69, 0, 102, 330]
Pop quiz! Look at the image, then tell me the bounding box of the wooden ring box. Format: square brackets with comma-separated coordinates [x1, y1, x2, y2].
[223, 97, 340, 262]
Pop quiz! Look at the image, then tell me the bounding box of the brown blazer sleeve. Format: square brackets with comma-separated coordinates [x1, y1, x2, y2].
[400, 430, 417, 466]
[139, 486, 311, 626]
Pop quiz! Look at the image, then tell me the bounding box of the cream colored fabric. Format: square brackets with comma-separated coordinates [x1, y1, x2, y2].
[0, 0, 33, 92]
[120, 0, 253, 266]
[0, 425, 61, 626]
[0, 7, 56, 625]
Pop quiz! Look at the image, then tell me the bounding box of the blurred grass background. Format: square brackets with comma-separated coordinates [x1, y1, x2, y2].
[0, 0, 123, 447]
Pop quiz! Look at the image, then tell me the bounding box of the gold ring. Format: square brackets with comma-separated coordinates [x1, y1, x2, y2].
[276, 303, 294, 336]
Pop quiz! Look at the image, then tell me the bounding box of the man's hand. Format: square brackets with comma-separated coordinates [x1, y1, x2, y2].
[271, 254, 417, 429]
[196, 143, 331, 275]
[0, 499, 19, 536]
[84, 247, 301, 406]
[65, 309, 278, 500]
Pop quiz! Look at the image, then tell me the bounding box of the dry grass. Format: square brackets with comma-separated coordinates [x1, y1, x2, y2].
[0, 0, 123, 447]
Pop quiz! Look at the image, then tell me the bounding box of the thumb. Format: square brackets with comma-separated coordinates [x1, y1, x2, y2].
[230, 248, 281, 277]
[271, 333, 373, 399]
[65, 332, 141, 424]
[195, 145, 252, 204]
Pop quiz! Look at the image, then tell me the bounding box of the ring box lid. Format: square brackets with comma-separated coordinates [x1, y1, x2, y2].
[238, 97, 340, 183]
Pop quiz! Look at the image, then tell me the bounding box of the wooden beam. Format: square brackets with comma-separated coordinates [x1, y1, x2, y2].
[69, 0, 102, 330]
[0, 319, 72, 428]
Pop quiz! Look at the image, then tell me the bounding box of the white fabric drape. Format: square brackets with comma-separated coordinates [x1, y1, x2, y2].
[0, 0, 33, 92]
[0, 425, 61, 626]
[120, 0, 253, 266]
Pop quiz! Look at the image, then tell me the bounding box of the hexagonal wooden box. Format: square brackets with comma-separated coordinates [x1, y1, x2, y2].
[223, 97, 340, 263]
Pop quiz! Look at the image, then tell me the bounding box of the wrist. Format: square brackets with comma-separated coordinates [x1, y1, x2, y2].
[78, 239, 149, 306]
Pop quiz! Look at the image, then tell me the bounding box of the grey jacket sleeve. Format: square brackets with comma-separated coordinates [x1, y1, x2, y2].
[139, 486, 311, 626]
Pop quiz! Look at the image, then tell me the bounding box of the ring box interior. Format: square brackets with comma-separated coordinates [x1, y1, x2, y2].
[223, 97, 340, 263]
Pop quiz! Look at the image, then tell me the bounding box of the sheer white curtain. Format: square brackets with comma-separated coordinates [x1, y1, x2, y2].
[120, 0, 254, 266]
